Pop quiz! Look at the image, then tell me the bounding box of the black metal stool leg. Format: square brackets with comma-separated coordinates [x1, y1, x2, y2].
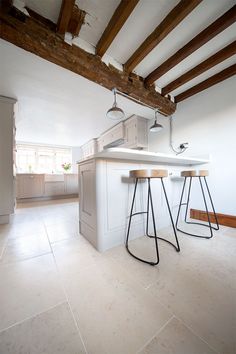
[203, 177, 219, 230]
[176, 175, 218, 238]
[176, 176, 187, 230]
[147, 179, 160, 265]
[184, 177, 192, 222]
[145, 179, 180, 252]
[126, 178, 159, 266]
[125, 178, 138, 247]
[146, 180, 150, 237]
[199, 177, 213, 238]
[160, 178, 180, 252]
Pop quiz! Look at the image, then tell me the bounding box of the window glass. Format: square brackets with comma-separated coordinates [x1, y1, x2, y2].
[16, 144, 72, 174]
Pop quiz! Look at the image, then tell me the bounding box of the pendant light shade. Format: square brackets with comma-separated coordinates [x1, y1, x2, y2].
[149, 110, 163, 132]
[106, 88, 125, 120]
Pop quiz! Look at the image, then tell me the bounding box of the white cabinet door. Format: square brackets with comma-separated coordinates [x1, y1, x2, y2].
[17, 174, 44, 198]
[81, 139, 97, 160]
[99, 122, 124, 148]
[64, 174, 78, 194]
[79, 161, 96, 228]
[124, 115, 148, 149]
[124, 118, 137, 148]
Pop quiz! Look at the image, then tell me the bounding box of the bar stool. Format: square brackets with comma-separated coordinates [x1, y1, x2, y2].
[176, 170, 219, 238]
[126, 169, 180, 266]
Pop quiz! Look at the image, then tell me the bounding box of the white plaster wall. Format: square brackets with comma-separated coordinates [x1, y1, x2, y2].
[72, 147, 81, 173]
[148, 76, 236, 216]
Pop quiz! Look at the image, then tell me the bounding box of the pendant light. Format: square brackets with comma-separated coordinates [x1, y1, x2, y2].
[106, 88, 125, 120]
[149, 110, 163, 132]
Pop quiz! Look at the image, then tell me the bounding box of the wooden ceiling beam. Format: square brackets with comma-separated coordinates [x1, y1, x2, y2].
[25, 7, 57, 31]
[67, 5, 86, 37]
[96, 0, 139, 58]
[145, 5, 236, 86]
[57, 0, 75, 35]
[0, 8, 176, 116]
[0, 0, 12, 12]
[175, 64, 236, 102]
[162, 41, 236, 95]
[124, 0, 202, 74]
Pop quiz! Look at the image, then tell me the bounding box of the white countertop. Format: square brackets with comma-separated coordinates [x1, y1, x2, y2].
[79, 148, 209, 166]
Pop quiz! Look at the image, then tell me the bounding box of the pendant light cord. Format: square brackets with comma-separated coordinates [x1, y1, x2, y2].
[169, 116, 188, 155]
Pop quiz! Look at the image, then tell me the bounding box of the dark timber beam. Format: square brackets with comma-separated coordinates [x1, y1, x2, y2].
[0, 9, 176, 115]
[162, 41, 236, 95]
[175, 64, 236, 102]
[0, 0, 12, 12]
[124, 0, 202, 73]
[67, 5, 86, 37]
[96, 0, 139, 57]
[57, 0, 75, 35]
[25, 7, 57, 31]
[145, 5, 236, 86]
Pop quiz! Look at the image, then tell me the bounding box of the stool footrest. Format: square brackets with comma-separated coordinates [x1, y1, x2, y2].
[129, 211, 148, 217]
[146, 234, 180, 252]
[175, 175, 219, 239]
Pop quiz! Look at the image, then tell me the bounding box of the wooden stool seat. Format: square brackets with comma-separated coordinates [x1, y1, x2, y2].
[130, 169, 168, 179]
[181, 170, 209, 177]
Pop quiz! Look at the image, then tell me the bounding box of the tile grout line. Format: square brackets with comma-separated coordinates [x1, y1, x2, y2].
[0, 250, 52, 267]
[0, 300, 67, 335]
[173, 315, 221, 354]
[43, 222, 88, 354]
[136, 315, 175, 354]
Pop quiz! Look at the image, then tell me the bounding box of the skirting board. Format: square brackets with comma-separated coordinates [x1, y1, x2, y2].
[16, 194, 78, 203]
[190, 209, 236, 228]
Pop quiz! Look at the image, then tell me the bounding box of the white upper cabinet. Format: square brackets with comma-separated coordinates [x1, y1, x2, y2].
[123, 115, 148, 149]
[80, 139, 98, 160]
[99, 121, 124, 149]
[80, 115, 148, 160]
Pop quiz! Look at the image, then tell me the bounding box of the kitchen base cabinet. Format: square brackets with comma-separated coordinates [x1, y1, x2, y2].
[44, 181, 65, 196]
[65, 174, 78, 194]
[16, 174, 78, 200]
[16, 174, 44, 199]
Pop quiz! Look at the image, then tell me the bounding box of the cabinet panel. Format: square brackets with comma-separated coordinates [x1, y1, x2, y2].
[0, 98, 16, 217]
[17, 174, 44, 198]
[81, 139, 97, 160]
[79, 161, 96, 228]
[124, 116, 148, 149]
[44, 181, 65, 196]
[65, 174, 78, 194]
[103, 122, 124, 148]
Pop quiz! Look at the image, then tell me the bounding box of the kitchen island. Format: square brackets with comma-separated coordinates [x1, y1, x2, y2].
[78, 148, 209, 252]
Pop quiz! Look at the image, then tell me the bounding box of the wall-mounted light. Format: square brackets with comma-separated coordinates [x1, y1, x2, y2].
[106, 88, 125, 120]
[149, 110, 163, 133]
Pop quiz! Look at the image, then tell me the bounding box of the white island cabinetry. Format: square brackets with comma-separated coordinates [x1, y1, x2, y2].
[78, 148, 209, 252]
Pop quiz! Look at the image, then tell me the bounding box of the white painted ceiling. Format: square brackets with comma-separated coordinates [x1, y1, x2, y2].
[0, 40, 154, 146]
[1, 0, 235, 146]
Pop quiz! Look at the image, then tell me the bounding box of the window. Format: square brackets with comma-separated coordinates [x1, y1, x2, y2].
[16, 144, 72, 174]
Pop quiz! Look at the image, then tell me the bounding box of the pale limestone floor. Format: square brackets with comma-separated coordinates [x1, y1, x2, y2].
[0, 199, 235, 354]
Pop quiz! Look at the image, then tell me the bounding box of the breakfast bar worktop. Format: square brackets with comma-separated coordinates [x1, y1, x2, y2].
[79, 147, 210, 166]
[78, 149, 209, 252]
